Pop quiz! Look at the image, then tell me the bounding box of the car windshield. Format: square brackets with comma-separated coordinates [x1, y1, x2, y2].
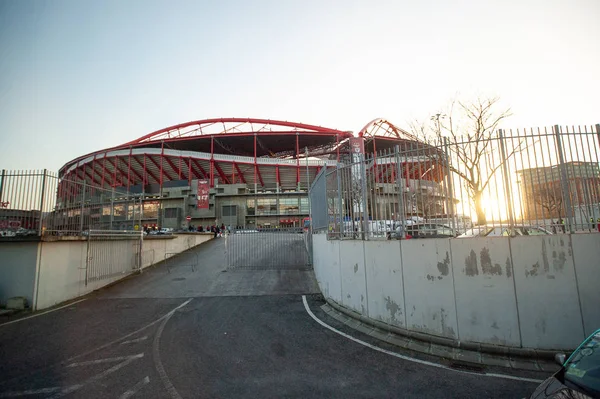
[563, 330, 600, 396]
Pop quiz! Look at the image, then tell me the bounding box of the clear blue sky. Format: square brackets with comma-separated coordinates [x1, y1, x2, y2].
[1, 0, 598, 171]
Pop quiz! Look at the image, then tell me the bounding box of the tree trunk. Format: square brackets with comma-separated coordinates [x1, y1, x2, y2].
[474, 191, 487, 225]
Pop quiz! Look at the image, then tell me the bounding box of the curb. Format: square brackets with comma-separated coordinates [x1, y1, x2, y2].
[325, 298, 560, 361]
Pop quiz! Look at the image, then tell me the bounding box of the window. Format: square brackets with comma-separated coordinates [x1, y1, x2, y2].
[279, 198, 299, 214]
[217, 188, 224, 194]
[143, 201, 159, 219]
[113, 204, 125, 217]
[247, 199, 255, 215]
[222, 205, 237, 216]
[128, 204, 141, 220]
[164, 208, 178, 219]
[300, 197, 309, 213]
[256, 198, 277, 215]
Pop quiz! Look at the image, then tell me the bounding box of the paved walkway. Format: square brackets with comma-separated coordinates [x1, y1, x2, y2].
[0, 239, 550, 398]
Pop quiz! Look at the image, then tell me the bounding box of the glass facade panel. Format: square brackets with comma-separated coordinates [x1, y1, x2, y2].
[256, 198, 277, 215]
[279, 198, 299, 214]
[246, 199, 255, 215]
[143, 201, 159, 219]
[300, 197, 309, 213]
[113, 204, 125, 217]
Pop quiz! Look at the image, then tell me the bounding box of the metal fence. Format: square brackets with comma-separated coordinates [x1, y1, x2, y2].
[225, 227, 312, 270]
[309, 124, 600, 239]
[0, 169, 143, 237]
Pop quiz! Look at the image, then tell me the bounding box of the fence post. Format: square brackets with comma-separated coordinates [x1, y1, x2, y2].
[0, 169, 5, 203]
[498, 129, 515, 227]
[38, 169, 48, 236]
[442, 138, 456, 232]
[360, 154, 369, 240]
[554, 125, 574, 233]
[394, 145, 406, 231]
[79, 180, 86, 234]
[336, 163, 343, 237]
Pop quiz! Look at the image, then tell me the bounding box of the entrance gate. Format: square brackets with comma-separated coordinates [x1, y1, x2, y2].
[225, 227, 312, 270]
[85, 230, 143, 285]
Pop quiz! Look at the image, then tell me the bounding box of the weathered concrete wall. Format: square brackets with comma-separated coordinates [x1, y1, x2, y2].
[312, 234, 341, 302]
[451, 238, 520, 346]
[364, 241, 405, 328]
[402, 239, 458, 339]
[511, 235, 585, 350]
[0, 241, 39, 306]
[571, 234, 600, 337]
[312, 233, 600, 351]
[0, 233, 213, 311]
[338, 240, 367, 314]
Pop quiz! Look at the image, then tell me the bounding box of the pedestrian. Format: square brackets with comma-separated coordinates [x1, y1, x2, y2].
[597, 218, 600, 232]
[559, 218, 565, 233]
[551, 221, 557, 234]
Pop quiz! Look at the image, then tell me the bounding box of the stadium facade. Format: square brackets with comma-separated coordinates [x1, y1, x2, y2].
[58, 118, 446, 230]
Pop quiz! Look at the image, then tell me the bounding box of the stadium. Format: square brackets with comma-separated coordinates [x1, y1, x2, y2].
[57, 118, 447, 231]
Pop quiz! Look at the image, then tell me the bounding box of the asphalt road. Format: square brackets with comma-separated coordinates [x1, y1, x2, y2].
[0, 238, 548, 398]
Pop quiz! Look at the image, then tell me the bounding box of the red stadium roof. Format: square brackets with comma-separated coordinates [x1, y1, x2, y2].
[61, 118, 352, 175]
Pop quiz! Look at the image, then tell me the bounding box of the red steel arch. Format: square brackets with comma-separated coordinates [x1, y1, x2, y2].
[357, 118, 419, 140]
[125, 118, 349, 145]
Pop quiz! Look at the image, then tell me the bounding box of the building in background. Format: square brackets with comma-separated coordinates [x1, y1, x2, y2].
[518, 162, 600, 221]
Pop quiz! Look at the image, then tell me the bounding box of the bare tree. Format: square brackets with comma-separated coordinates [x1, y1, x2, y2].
[533, 183, 564, 219]
[414, 97, 521, 225]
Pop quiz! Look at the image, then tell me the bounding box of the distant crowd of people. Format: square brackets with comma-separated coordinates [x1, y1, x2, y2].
[187, 223, 231, 238]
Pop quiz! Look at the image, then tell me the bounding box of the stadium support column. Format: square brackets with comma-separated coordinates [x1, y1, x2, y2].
[101, 153, 107, 187]
[336, 134, 340, 162]
[127, 146, 132, 194]
[296, 132, 300, 191]
[210, 136, 215, 188]
[254, 133, 258, 193]
[160, 141, 164, 195]
[188, 157, 192, 187]
[143, 155, 147, 198]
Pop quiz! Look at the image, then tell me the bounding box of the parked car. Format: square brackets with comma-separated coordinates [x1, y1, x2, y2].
[527, 329, 600, 398]
[404, 223, 456, 239]
[457, 225, 553, 238]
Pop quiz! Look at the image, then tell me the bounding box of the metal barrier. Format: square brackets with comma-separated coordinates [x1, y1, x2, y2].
[225, 227, 311, 270]
[309, 124, 600, 239]
[85, 230, 143, 285]
[0, 170, 144, 238]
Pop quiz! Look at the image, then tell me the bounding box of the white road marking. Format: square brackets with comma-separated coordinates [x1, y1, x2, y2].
[153, 300, 193, 399]
[0, 387, 61, 397]
[118, 376, 150, 399]
[49, 353, 144, 399]
[67, 353, 144, 368]
[301, 295, 543, 384]
[120, 336, 148, 345]
[0, 299, 194, 398]
[0, 299, 87, 327]
[67, 298, 193, 363]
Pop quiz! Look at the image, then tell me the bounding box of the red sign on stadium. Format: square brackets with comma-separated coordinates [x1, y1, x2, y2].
[197, 180, 210, 209]
[349, 137, 365, 154]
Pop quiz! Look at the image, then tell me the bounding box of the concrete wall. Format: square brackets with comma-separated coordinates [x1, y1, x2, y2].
[0, 233, 212, 311]
[313, 233, 600, 351]
[0, 241, 39, 307]
[141, 233, 212, 269]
